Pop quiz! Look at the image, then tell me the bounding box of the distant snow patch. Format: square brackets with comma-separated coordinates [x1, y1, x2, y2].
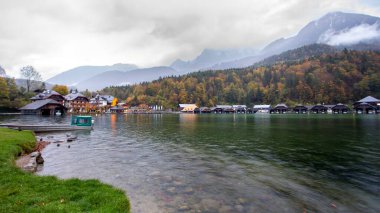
[318, 23, 380, 45]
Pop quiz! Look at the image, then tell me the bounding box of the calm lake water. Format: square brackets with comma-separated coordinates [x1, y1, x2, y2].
[1, 114, 380, 212]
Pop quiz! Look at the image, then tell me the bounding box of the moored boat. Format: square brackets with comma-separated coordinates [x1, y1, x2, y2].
[0, 116, 94, 133]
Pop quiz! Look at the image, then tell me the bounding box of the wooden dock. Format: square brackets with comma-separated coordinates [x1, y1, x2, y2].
[0, 124, 92, 133]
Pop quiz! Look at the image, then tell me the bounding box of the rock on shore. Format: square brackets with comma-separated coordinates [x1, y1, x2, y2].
[21, 151, 44, 172]
[16, 141, 50, 173]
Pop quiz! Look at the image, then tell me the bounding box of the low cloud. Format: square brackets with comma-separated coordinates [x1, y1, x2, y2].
[0, 0, 379, 79]
[319, 23, 380, 45]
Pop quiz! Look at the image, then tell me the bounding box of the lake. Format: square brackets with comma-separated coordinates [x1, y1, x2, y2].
[1, 114, 379, 212]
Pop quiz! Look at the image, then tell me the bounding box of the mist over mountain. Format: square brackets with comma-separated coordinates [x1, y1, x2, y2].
[47, 63, 138, 86]
[76, 66, 177, 91]
[210, 12, 380, 70]
[263, 12, 380, 54]
[253, 44, 338, 67]
[46, 11, 380, 91]
[170, 48, 257, 73]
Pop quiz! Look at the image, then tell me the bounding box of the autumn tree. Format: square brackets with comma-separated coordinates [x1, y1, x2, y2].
[52, 85, 69, 95]
[0, 77, 10, 106]
[82, 89, 92, 98]
[99, 50, 380, 108]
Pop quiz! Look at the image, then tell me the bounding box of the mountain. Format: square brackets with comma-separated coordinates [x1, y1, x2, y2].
[102, 50, 380, 108]
[76, 66, 177, 91]
[46, 12, 380, 91]
[47, 63, 138, 86]
[262, 12, 380, 55]
[215, 12, 380, 69]
[170, 48, 257, 73]
[253, 44, 338, 67]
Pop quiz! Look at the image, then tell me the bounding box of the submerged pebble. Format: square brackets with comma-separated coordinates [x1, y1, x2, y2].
[235, 204, 244, 212]
[166, 187, 176, 194]
[201, 198, 220, 211]
[179, 205, 190, 211]
[172, 180, 184, 186]
[183, 187, 194, 194]
[219, 205, 233, 213]
[237, 197, 246, 204]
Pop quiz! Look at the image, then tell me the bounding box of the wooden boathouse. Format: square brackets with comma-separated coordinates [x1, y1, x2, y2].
[179, 104, 198, 113]
[30, 90, 65, 105]
[233, 105, 247, 114]
[19, 99, 67, 115]
[354, 102, 377, 114]
[353, 96, 380, 114]
[212, 105, 234, 114]
[253, 105, 271, 113]
[194, 107, 211, 114]
[310, 104, 328, 114]
[293, 105, 308, 114]
[331, 103, 350, 114]
[271, 104, 288, 114]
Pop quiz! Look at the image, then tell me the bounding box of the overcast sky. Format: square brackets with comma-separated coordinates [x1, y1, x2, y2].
[1, 0, 379, 80]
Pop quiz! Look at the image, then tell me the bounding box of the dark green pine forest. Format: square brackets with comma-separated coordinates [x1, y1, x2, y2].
[101, 49, 380, 109]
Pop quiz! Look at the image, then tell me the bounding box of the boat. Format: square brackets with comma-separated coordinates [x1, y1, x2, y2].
[0, 116, 94, 133]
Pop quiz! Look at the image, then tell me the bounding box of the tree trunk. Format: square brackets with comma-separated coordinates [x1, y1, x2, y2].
[26, 79, 30, 92]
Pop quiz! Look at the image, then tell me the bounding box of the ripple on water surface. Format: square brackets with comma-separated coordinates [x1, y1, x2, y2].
[1, 114, 379, 212]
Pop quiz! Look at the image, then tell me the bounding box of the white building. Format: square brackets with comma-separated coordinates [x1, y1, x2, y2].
[253, 105, 271, 113]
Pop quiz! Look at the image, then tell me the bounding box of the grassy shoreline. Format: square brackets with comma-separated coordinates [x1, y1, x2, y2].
[0, 128, 130, 212]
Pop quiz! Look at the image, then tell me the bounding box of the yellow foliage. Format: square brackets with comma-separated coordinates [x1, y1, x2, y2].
[52, 85, 69, 95]
[111, 98, 118, 106]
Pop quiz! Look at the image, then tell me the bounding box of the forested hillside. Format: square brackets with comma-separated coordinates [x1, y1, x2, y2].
[101, 50, 380, 109]
[253, 44, 337, 67]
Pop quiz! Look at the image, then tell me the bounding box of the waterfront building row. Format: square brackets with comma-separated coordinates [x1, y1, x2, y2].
[179, 96, 380, 114]
[19, 89, 116, 115]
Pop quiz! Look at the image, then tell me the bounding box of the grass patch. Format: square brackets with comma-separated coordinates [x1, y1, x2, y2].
[0, 128, 130, 212]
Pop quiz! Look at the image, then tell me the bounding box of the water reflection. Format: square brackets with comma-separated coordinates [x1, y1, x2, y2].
[110, 114, 117, 131]
[1, 114, 379, 212]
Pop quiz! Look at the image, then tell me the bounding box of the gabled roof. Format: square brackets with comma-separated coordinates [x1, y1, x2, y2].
[274, 103, 288, 108]
[19, 99, 62, 110]
[323, 104, 335, 108]
[354, 102, 376, 109]
[253, 105, 271, 109]
[332, 103, 350, 110]
[232, 105, 247, 108]
[30, 90, 63, 100]
[216, 105, 232, 108]
[357, 96, 380, 103]
[181, 105, 198, 111]
[179, 104, 197, 107]
[99, 95, 114, 103]
[65, 92, 89, 101]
